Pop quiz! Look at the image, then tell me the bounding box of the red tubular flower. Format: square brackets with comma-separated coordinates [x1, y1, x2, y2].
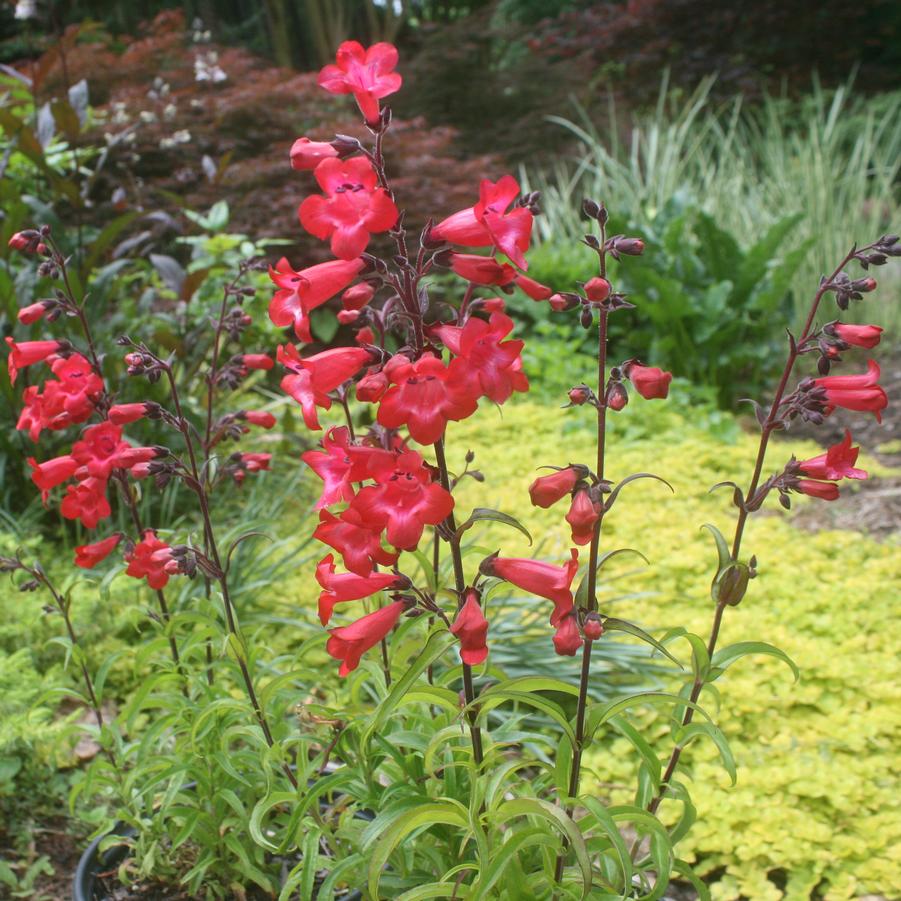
[584, 277, 611, 302]
[528, 466, 581, 508]
[71, 422, 152, 480]
[481, 297, 506, 313]
[242, 354, 274, 371]
[553, 613, 583, 657]
[349, 450, 455, 550]
[433, 176, 533, 269]
[451, 589, 489, 665]
[278, 344, 375, 430]
[435, 312, 529, 405]
[342, 282, 375, 310]
[813, 359, 887, 422]
[8, 230, 46, 254]
[565, 488, 601, 546]
[514, 275, 552, 301]
[302, 426, 393, 509]
[315, 553, 405, 625]
[796, 479, 840, 501]
[60, 477, 111, 529]
[313, 508, 398, 577]
[108, 403, 148, 425]
[17, 301, 52, 325]
[317, 41, 402, 125]
[627, 363, 672, 400]
[269, 256, 365, 342]
[356, 327, 375, 345]
[290, 137, 338, 170]
[799, 430, 868, 481]
[337, 309, 360, 325]
[377, 354, 478, 444]
[833, 323, 883, 349]
[327, 599, 406, 677]
[240, 452, 271, 473]
[75, 534, 121, 569]
[244, 410, 276, 428]
[356, 368, 389, 403]
[124, 530, 175, 590]
[299, 157, 398, 260]
[486, 549, 579, 626]
[28, 454, 78, 502]
[6, 338, 64, 384]
[450, 253, 517, 286]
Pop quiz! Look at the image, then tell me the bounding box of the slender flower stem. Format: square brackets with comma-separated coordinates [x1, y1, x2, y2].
[433, 437, 484, 765]
[640, 243, 870, 829]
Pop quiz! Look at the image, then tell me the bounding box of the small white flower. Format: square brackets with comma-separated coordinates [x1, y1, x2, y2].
[139, 110, 158, 124]
[14, 0, 38, 21]
[163, 103, 177, 122]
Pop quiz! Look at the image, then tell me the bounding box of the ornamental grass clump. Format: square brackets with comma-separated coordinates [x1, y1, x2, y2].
[4, 38, 898, 900]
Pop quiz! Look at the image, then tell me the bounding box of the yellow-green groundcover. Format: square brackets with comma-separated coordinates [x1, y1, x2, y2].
[445, 400, 900, 901]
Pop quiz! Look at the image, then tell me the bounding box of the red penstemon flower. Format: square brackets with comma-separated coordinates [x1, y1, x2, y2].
[60, 477, 111, 529]
[451, 589, 489, 665]
[626, 362, 673, 400]
[5, 337, 65, 383]
[317, 41, 402, 125]
[315, 553, 406, 626]
[514, 274, 552, 301]
[529, 466, 582, 508]
[74, 534, 121, 569]
[832, 323, 883, 349]
[243, 411, 276, 429]
[299, 157, 399, 260]
[28, 454, 79, 502]
[71, 422, 157, 480]
[376, 354, 478, 445]
[124, 531, 177, 590]
[449, 253, 517, 286]
[796, 479, 840, 501]
[552, 612, 583, 657]
[269, 256, 365, 342]
[313, 508, 399, 577]
[326, 599, 406, 676]
[565, 488, 601, 546]
[108, 403, 149, 425]
[241, 353, 274, 371]
[813, 359, 888, 422]
[798, 430, 868, 481]
[484, 549, 579, 627]
[290, 137, 338, 171]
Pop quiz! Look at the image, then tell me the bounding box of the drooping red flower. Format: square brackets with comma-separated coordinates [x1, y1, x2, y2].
[833, 323, 883, 349]
[74, 534, 121, 569]
[71, 422, 156, 480]
[241, 354, 274, 371]
[798, 430, 868, 481]
[565, 488, 601, 545]
[290, 137, 338, 171]
[299, 157, 398, 260]
[529, 466, 581, 508]
[450, 253, 517, 286]
[432, 176, 533, 269]
[315, 553, 406, 626]
[6, 338, 64, 384]
[8, 230, 46, 254]
[376, 354, 478, 445]
[301, 426, 393, 509]
[17, 301, 53, 325]
[627, 362, 672, 400]
[239, 452, 271, 473]
[348, 450, 455, 550]
[485, 549, 579, 626]
[326, 599, 406, 677]
[341, 282, 374, 310]
[514, 274, 552, 301]
[356, 368, 389, 403]
[269, 256, 365, 342]
[108, 403, 148, 425]
[124, 530, 175, 590]
[814, 359, 888, 422]
[313, 508, 399, 577]
[796, 479, 840, 501]
[317, 41, 402, 125]
[28, 454, 78, 502]
[278, 344, 375, 430]
[553, 612, 583, 656]
[243, 410, 277, 429]
[451, 589, 489, 665]
[60, 477, 111, 529]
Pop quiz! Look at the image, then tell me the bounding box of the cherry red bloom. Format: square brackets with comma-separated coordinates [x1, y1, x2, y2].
[553, 613, 583, 656]
[6, 338, 64, 383]
[486, 549, 579, 626]
[833, 323, 883, 349]
[242, 354, 274, 371]
[299, 157, 398, 260]
[349, 450, 455, 550]
[313, 508, 399, 577]
[240, 452, 271, 473]
[356, 327, 375, 345]
[290, 137, 338, 170]
[317, 41, 402, 125]
[278, 344, 375, 430]
[529, 466, 581, 508]
[451, 589, 489, 665]
[627, 363, 672, 400]
[798, 430, 868, 481]
[71, 422, 156, 480]
[60, 477, 110, 529]
[327, 600, 406, 677]
[28, 454, 78, 501]
[243, 410, 276, 428]
[433, 312, 529, 405]
[17, 301, 52, 325]
[74, 534, 121, 569]
[108, 403, 148, 425]
[813, 359, 888, 422]
[565, 488, 601, 545]
[796, 479, 840, 501]
[356, 368, 389, 403]
[513, 274, 552, 301]
[124, 530, 176, 590]
[342, 282, 375, 311]
[450, 253, 517, 286]
[8, 230, 46, 254]
[376, 354, 478, 445]
[315, 554, 405, 625]
[269, 256, 365, 342]
[17, 355, 104, 440]
[433, 176, 534, 269]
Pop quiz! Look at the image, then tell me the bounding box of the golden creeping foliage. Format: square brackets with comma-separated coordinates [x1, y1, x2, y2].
[448, 400, 901, 901]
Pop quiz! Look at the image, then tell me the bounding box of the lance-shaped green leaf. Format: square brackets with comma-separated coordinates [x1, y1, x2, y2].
[674, 721, 736, 785]
[455, 507, 533, 545]
[604, 472, 674, 512]
[711, 641, 800, 682]
[602, 617, 683, 668]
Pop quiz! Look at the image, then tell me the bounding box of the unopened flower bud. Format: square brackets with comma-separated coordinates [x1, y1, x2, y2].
[548, 292, 580, 312]
[342, 282, 375, 310]
[584, 277, 611, 302]
[580, 306, 594, 329]
[852, 277, 877, 293]
[568, 385, 590, 405]
[355, 326, 375, 345]
[337, 308, 360, 325]
[613, 236, 645, 256]
[356, 368, 388, 403]
[582, 198, 601, 219]
[605, 380, 628, 411]
[583, 612, 604, 641]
